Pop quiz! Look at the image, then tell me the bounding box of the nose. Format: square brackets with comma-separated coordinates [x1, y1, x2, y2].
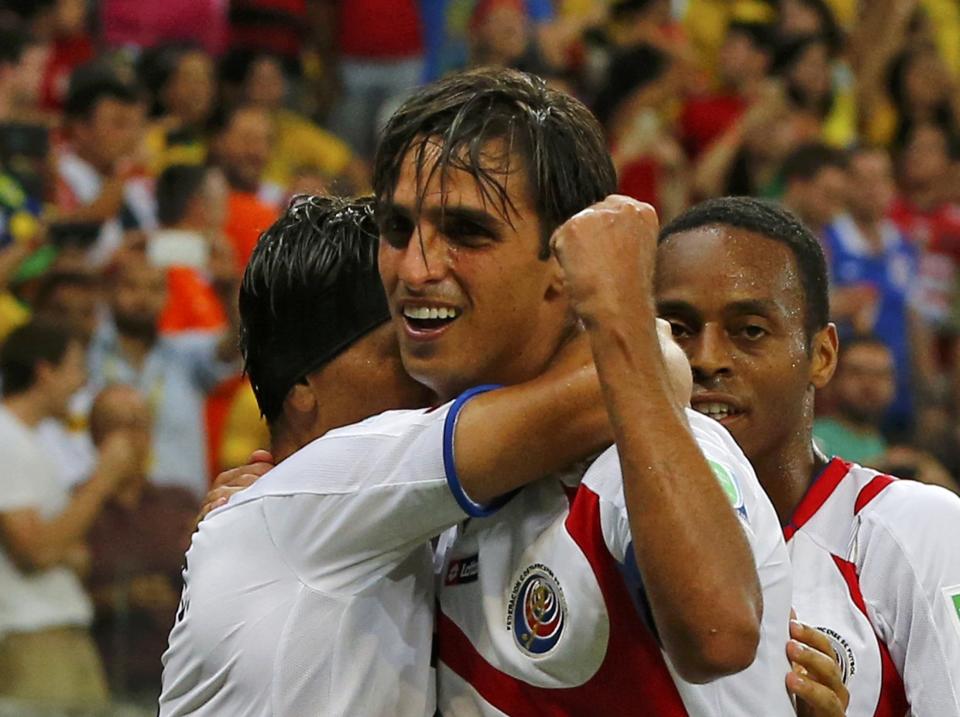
[395, 222, 448, 288]
[689, 323, 733, 382]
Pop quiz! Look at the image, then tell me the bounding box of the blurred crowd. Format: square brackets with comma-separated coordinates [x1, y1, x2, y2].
[0, 0, 957, 712]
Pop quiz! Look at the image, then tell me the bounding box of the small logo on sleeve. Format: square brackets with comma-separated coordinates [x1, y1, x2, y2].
[709, 459, 748, 521]
[445, 554, 479, 585]
[944, 584, 960, 639]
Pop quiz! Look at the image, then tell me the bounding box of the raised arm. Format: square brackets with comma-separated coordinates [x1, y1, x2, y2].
[550, 195, 763, 683]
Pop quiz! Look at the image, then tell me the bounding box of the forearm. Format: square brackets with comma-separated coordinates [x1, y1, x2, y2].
[691, 123, 744, 199]
[30, 474, 114, 568]
[587, 312, 762, 682]
[454, 348, 610, 505]
[60, 176, 127, 223]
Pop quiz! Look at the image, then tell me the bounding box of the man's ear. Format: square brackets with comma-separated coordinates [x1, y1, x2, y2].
[544, 243, 567, 301]
[286, 382, 318, 417]
[810, 323, 839, 389]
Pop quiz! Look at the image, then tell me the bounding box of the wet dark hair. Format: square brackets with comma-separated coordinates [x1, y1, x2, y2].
[156, 164, 209, 226]
[239, 195, 390, 424]
[780, 142, 848, 183]
[0, 319, 75, 397]
[373, 67, 617, 259]
[659, 196, 830, 343]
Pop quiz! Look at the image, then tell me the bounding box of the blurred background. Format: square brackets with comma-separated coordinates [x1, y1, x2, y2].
[0, 0, 956, 714]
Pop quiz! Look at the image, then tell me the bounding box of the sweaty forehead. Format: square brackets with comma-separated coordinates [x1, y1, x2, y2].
[655, 225, 806, 317]
[391, 137, 535, 216]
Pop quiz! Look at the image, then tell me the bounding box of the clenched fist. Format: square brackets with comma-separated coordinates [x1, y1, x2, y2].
[549, 195, 660, 326]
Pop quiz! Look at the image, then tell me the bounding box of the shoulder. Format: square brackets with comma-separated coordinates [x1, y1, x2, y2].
[863, 480, 960, 548]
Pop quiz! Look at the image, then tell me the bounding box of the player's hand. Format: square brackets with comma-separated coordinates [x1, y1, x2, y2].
[787, 618, 849, 717]
[197, 450, 275, 523]
[549, 195, 660, 326]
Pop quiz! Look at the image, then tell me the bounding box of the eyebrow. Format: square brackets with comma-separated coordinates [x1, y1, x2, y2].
[380, 201, 507, 236]
[656, 298, 783, 317]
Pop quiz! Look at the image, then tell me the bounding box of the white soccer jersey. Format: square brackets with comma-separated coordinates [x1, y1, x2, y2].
[786, 458, 960, 717]
[159, 400, 500, 717]
[436, 409, 795, 716]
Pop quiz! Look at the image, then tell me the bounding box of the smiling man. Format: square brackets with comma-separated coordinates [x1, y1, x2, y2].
[656, 196, 960, 716]
[373, 68, 795, 715]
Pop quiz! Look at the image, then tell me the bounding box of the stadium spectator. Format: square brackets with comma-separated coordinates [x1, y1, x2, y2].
[823, 145, 936, 433]
[55, 65, 155, 267]
[210, 104, 278, 272]
[242, 53, 368, 199]
[87, 256, 239, 497]
[139, 44, 217, 173]
[151, 163, 233, 334]
[889, 122, 960, 334]
[323, 0, 425, 159]
[0, 320, 138, 709]
[32, 270, 101, 489]
[779, 141, 849, 235]
[814, 335, 896, 464]
[85, 384, 195, 702]
[679, 20, 775, 158]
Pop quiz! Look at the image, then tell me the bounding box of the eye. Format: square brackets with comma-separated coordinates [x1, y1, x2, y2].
[666, 319, 692, 339]
[379, 215, 414, 249]
[440, 220, 495, 247]
[739, 324, 768, 340]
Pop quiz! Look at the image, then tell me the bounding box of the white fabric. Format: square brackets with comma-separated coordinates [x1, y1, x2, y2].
[57, 151, 157, 267]
[436, 409, 795, 716]
[789, 460, 960, 716]
[159, 405, 469, 717]
[0, 406, 93, 640]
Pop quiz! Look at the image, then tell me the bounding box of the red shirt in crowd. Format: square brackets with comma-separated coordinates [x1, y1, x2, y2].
[337, 0, 423, 59]
[679, 93, 747, 158]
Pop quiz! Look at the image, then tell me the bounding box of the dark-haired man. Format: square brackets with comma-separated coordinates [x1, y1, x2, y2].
[56, 65, 154, 265]
[0, 320, 139, 708]
[373, 68, 793, 715]
[159, 195, 633, 715]
[656, 196, 960, 715]
[780, 142, 849, 236]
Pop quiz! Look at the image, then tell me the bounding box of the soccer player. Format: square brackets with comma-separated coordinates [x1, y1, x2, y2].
[655, 196, 960, 715]
[372, 68, 795, 714]
[159, 195, 645, 715]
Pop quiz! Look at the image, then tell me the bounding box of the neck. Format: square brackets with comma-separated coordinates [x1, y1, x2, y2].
[852, 214, 883, 245]
[74, 145, 110, 176]
[751, 396, 825, 524]
[3, 392, 49, 427]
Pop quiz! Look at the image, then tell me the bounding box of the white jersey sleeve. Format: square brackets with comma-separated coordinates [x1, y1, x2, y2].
[582, 409, 794, 716]
[858, 480, 960, 715]
[226, 387, 507, 593]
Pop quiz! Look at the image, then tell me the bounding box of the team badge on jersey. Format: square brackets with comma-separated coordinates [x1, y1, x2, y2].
[816, 627, 856, 684]
[944, 584, 960, 639]
[709, 459, 748, 521]
[506, 563, 567, 657]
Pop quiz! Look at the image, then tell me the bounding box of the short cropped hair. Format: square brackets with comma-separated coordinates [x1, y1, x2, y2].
[65, 65, 140, 120]
[239, 195, 390, 423]
[156, 164, 208, 226]
[659, 196, 830, 343]
[0, 319, 75, 397]
[780, 142, 848, 184]
[373, 67, 617, 258]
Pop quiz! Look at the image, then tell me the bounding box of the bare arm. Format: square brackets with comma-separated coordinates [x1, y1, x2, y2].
[454, 332, 610, 505]
[551, 196, 762, 683]
[0, 435, 135, 571]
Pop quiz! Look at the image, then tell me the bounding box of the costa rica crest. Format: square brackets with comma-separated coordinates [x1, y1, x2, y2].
[506, 563, 567, 656]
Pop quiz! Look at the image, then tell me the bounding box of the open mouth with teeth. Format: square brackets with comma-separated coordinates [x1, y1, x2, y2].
[693, 402, 745, 422]
[402, 305, 461, 332]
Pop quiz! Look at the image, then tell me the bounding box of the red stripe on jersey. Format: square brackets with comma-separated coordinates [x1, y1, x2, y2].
[854, 475, 896, 515]
[438, 486, 688, 716]
[831, 555, 909, 717]
[784, 458, 852, 541]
